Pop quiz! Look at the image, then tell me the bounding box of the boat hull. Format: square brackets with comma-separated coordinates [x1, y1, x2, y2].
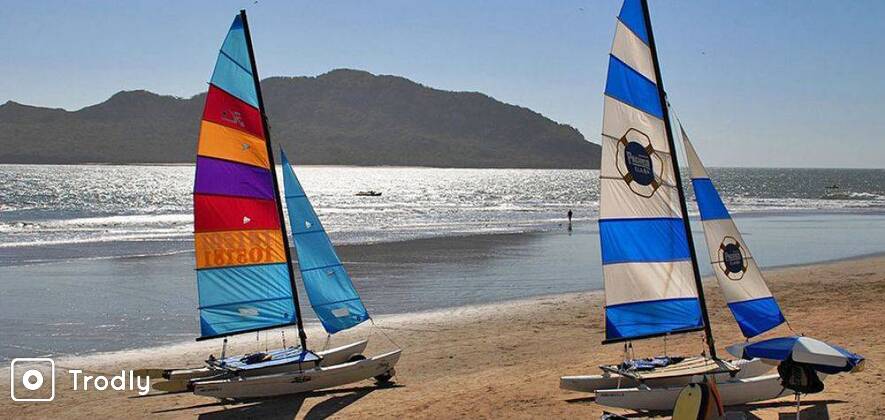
[595, 373, 791, 411]
[559, 358, 772, 393]
[193, 350, 401, 399]
[164, 339, 368, 382]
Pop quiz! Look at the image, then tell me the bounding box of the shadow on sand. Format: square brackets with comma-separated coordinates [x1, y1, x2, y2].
[151, 384, 402, 419]
[736, 398, 843, 420]
[589, 398, 844, 419]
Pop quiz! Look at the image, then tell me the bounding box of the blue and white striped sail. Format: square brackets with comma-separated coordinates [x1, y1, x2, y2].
[599, 0, 703, 342]
[281, 149, 370, 334]
[680, 126, 786, 338]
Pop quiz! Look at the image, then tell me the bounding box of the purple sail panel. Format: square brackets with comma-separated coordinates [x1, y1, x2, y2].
[195, 156, 275, 200]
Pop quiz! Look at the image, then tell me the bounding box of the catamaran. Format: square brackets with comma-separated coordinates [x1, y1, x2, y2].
[144, 10, 399, 397]
[190, 148, 401, 399]
[587, 124, 801, 410]
[563, 0, 864, 411]
[559, 0, 794, 410]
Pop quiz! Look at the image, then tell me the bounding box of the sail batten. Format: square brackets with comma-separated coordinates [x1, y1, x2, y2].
[281, 150, 370, 335]
[192, 13, 298, 340]
[600, 0, 704, 343]
[680, 126, 786, 338]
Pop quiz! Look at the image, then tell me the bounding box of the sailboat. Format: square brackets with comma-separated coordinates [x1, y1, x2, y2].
[145, 10, 399, 397]
[191, 147, 400, 399]
[588, 124, 800, 410]
[559, 0, 791, 409]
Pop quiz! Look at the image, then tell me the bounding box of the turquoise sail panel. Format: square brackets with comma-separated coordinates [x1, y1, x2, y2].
[197, 263, 297, 338]
[281, 149, 369, 334]
[210, 15, 258, 108]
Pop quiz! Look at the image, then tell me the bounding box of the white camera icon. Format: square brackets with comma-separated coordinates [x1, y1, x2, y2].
[10, 358, 55, 402]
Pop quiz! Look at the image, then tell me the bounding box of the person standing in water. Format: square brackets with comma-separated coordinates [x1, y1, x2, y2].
[567, 209, 573, 231]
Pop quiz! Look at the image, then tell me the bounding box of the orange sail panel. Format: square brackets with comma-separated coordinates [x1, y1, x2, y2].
[194, 194, 280, 232]
[195, 229, 286, 269]
[196, 121, 269, 168]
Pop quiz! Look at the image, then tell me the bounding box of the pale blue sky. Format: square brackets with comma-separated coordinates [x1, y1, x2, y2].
[1, 0, 883, 168]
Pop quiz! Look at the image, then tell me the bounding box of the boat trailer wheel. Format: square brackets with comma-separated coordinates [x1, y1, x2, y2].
[375, 368, 396, 384]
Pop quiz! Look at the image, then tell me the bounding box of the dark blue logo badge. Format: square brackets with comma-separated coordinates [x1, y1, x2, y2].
[624, 141, 654, 186]
[616, 128, 662, 198]
[722, 243, 744, 274]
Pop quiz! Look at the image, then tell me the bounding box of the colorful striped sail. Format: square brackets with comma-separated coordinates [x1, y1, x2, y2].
[681, 125, 786, 338]
[193, 14, 297, 339]
[281, 150, 370, 334]
[599, 0, 703, 342]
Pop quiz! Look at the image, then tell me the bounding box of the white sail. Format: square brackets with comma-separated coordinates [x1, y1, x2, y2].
[599, 0, 703, 342]
[680, 125, 786, 338]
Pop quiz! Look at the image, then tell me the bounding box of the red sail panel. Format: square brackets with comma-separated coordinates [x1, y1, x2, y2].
[194, 194, 280, 232]
[203, 84, 265, 140]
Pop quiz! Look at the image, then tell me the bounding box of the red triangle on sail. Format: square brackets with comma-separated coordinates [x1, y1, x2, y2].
[194, 193, 279, 232]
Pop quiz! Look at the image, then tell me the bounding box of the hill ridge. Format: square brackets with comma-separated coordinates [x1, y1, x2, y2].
[0, 69, 600, 168]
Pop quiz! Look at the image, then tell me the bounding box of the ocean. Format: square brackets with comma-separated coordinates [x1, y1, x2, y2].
[0, 165, 884, 360]
[2, 165, 883, 266]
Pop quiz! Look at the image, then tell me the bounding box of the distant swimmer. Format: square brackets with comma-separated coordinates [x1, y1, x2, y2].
[567, 209, 573, 231]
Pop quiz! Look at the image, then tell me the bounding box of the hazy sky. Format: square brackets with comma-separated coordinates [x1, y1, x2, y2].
[2, 0, 883, 168]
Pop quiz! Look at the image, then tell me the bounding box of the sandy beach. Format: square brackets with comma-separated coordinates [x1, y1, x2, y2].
[2, 253, 882, 418]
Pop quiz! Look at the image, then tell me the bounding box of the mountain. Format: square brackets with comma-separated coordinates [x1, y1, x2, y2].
[0, 69, 599, 168]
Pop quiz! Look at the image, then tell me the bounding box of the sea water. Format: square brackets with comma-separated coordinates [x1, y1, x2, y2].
[1, 165, 883, 266]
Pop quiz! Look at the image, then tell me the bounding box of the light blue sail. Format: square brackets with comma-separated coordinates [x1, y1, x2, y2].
[281, 149, 370, 334]
[197, 264, 297, 339]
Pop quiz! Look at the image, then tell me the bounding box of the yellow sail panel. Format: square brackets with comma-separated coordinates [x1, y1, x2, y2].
[195, 229, 286, 269]
[197, 120, 269, 169]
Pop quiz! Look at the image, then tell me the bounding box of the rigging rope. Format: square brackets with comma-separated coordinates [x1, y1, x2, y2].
[370, 318, 402, 349]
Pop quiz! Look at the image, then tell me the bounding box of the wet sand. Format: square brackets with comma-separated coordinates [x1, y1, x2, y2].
[1, 254, 883, 418]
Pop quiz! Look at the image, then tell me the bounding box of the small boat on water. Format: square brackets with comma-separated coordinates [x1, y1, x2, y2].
[145, 10, 399, 398]
[355, 190, 382, 197]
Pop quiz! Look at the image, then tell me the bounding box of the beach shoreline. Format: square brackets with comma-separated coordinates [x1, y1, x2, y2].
[7, 246, 884, 367]
[2, 254, 883, 418]
[2, 216, 885, 361]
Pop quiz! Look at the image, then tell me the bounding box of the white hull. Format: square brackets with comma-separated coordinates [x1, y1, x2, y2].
[560, 358, 773, 393]
[193, 350, 401, 399]
[165, 340, 368, 382]
[595, 373, 791, 411]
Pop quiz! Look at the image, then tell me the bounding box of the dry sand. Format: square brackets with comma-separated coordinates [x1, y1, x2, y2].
[2, 255, 883, 419]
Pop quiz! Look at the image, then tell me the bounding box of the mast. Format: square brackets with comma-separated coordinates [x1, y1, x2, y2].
[239, 9, 308, 351]
[639, 0, 717, 359]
